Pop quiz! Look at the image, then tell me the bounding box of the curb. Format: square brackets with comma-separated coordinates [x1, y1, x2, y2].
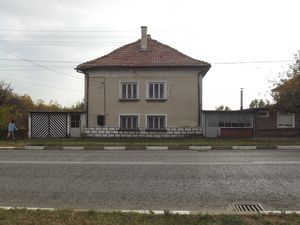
[2, 145, 300, 151]
[62, 146, 84, 150]
[232, 146, 257, 150]
[0, 206, 300, 215]
[189, 146, 212, 150]
[104, 146, 126, 151]
[146, 146, 169, 150]
[0, 147, 20, 150]
[24, 146, 45, 150]
[277, 146, 300, 150]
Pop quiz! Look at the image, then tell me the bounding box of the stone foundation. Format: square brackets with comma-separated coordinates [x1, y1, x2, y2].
[84, 127, 203, 138]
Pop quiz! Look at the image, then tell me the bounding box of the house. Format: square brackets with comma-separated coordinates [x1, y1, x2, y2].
[202, 109, 300, 138]
[76, 26, 211, 138]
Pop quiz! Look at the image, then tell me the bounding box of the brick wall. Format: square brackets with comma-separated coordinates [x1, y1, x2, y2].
[219, 128, 253, 138]
[256, 128, 298, 137]
[84, 127, 203, 138]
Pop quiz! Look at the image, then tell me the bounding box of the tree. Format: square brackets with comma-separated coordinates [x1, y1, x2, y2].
[271, 51, 300, 112]
[0, 81, 12, 106]
[249, 99, 270, 108]
[215, 105, 231, 111]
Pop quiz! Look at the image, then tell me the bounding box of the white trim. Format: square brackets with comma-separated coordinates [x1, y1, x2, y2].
[145, 114, 168, 130]
[277, 112, 295, 128]
[119, 114, 140, 129]
[119, 81, 139, 100]
[28, 113, 31, 138]
[146, 80, 167, 100]
[258, 110, 269, 118]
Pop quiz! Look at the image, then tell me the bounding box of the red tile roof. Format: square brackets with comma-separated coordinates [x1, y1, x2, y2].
[76, 37, 211, 71]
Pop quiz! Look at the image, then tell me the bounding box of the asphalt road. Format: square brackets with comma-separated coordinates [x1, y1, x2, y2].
[0, 149, 300, 211]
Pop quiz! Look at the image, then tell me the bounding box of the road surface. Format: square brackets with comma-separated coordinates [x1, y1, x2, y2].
[0, 149, 300, 211]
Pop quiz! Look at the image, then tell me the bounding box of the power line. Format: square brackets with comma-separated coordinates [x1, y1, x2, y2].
[212, 60, 293, 64]
[0, 58, 294, 65]
[0, 47, 84, 80]
[0, 58, 79, 63]
[0, 76, 82, 93]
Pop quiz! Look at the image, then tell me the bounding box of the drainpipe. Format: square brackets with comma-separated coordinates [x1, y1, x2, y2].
[197, 72, 203, 127]
[76, 69, 89, 127]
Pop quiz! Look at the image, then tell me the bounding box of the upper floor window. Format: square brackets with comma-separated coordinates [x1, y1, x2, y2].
[120, 82, 138, 100]
[277, 112, 295, 128]
[147, 81, 166, 100]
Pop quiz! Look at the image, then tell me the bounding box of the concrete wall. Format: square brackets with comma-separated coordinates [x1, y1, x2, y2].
[84, 127, 203, 138]
[86, 67, 204, 129]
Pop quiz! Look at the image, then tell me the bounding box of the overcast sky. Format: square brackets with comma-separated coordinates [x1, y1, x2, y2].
[0, 0, 299, 109]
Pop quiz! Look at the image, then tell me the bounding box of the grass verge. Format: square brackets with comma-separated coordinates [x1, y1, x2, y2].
[1, 137, 300, 147]
[0, 209, 300, 225]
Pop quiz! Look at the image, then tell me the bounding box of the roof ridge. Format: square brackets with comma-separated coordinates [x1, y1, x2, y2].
[150, 38, 209, 65]
[76, 37, 211, 71]
[77, 39, 140, 68]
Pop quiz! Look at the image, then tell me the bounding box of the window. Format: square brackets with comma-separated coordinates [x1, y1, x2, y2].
[217, 121, 252, 128]
[258, 111, 269, 118]
[147, 116, 166, 130]
[71, 114, 80, 128]
[277, 112, 294, 128]
[147, 81, 166, 100]
[120, 115, 138, 130]
[97, 115, 105, 126]
[120, 82, 138, 100]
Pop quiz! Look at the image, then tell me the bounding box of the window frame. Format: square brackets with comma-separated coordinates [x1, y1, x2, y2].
[97, 115, 105, 126]
[119, 81, 139, 101]
[146, 81, 167, 100]
[145, 114, 167, 131]
[277, 112, 295, 128]
[70, 113, 80, 128]
[258, 111, 269, 118]
[119, 114, 140, 130]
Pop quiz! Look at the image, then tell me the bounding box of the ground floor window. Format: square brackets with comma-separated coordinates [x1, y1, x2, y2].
[277, 112, 294, 128]
[147, 115, 166, 130]
[71, 114, 80, 128]
[120, 115, 138, 130]
[97, 115, 105, 126]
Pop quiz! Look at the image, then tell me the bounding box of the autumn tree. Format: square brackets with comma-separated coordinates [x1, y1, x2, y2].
[249, 99, 270, 108]
[271, 51, 300, 112]
[215, 105, 231, 111]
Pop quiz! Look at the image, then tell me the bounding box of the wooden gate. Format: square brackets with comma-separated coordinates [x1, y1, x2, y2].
[31, 112, 68, 138]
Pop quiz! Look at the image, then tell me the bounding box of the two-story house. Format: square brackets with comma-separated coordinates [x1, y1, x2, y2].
[76, 26, 211, 137]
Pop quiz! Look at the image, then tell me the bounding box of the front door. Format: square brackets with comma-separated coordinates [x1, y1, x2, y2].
[70, 113, 81, 137]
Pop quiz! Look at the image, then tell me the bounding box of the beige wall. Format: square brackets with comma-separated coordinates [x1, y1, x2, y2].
[86, 68, 205, 128]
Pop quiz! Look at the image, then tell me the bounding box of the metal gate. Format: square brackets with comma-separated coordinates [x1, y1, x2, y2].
[31, 112, 68, 138]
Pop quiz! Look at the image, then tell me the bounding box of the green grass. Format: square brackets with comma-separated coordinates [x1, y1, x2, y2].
[1, 137, 300, 147]
[0, 209, 300, 225]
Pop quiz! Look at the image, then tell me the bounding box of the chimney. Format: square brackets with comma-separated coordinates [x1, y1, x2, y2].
[140, 26, 147, 51]
[240, 88, 244, 110]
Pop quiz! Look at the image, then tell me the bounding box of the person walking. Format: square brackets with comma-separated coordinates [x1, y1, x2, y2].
[7, 120, 18, 140]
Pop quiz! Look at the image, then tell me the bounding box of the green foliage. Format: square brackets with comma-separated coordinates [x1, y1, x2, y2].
[249, 99, 270, 108]
[215, 105, 231, 111]
[0, 81, 84, 129]
[271, 50, 300, 112]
